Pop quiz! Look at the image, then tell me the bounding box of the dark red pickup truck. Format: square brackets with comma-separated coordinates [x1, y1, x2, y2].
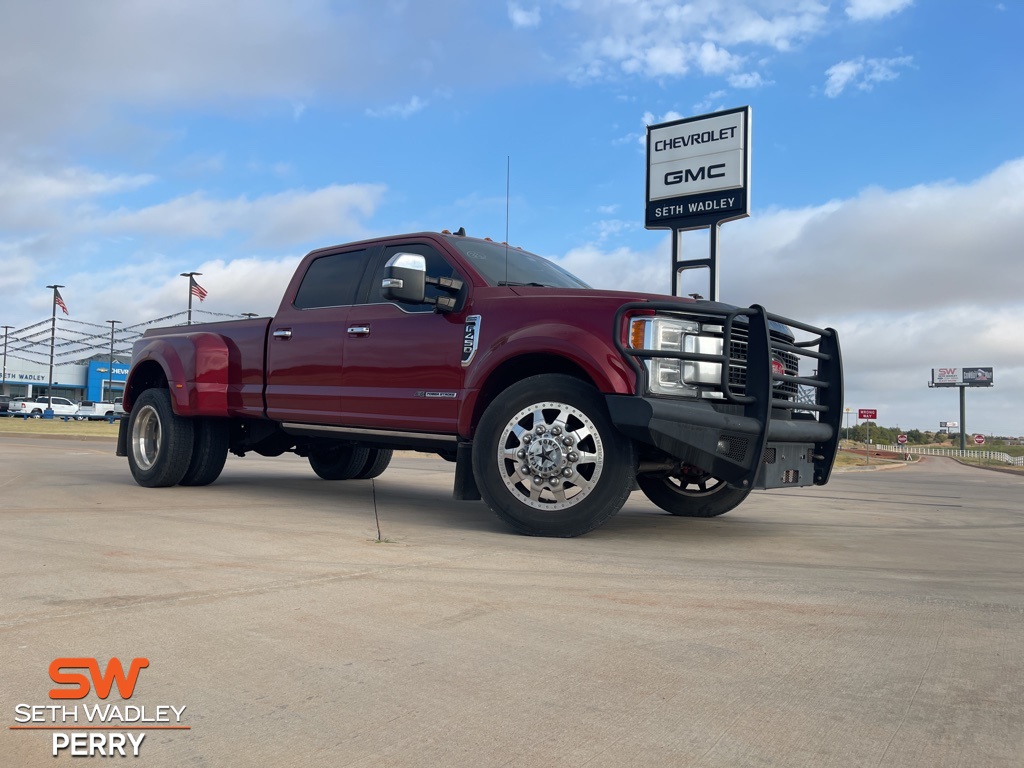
[117, 230, 842, 536]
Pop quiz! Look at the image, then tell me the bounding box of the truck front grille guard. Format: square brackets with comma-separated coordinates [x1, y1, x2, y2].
[614, 302, 844, 485]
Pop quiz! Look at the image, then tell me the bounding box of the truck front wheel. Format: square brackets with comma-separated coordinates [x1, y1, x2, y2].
[637, 471, 751, 517]
[473, 374, 636, 537]
[126, 389, 196, 488]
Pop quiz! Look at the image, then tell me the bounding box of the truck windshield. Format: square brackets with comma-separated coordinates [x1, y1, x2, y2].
[445, 237, 590, 289]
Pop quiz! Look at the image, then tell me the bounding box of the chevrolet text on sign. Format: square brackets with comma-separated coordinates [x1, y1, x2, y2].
[646, 106, 750, 229]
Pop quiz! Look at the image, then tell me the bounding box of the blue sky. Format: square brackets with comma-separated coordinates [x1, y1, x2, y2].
[2, 0, 1022, 434]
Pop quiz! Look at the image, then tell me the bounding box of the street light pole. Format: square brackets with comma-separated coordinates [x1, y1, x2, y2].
[180, 272, 202, 325]
[106, 320, 121, 401]
[45, 284, 64, 409]
[1, 325, 12, 396]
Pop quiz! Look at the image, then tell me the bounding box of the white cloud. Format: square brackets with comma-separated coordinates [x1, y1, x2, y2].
[366, 96, 428, 119]
[642, 110, 684, 126]
[0, 164, 156, 230]
[824, 59, 864, 97]
[845, 0, 914, 22]
[508, 2, 541, 28]
[728, 71, 771, 89]
[824, 55, 913, 97]
[693, 91, 728, 113]
[571, 1, 829, 82]
[0, 1, 548, 148]
[93, 184, 387, 247]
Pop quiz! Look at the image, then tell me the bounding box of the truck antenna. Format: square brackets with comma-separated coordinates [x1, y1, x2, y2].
[504, 156, 510, 285]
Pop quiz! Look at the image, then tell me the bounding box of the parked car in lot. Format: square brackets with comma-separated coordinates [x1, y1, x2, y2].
[78, 397, 125, 420]
[7, 396, 82, 418]
[0, 395, 10, 414]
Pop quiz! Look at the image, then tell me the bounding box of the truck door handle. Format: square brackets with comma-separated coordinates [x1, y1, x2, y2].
[272, 328, 292, 340]
[347, 325, 370, 336]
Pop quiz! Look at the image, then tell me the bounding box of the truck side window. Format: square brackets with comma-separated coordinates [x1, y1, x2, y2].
[293, 249, 368, 309]
[373, 244, 463, 313]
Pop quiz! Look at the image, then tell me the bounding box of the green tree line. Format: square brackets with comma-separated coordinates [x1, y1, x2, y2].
[842, 424, 959, 446]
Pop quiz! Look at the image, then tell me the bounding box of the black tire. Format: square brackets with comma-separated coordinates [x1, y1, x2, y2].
[308, 446, 371, 480]
[179, 418, 229, 486]
[472, 374, 636, 537]
[354, 448, 393, 479]
[126, 389, 196, 488]
[637, 471, 751, 517]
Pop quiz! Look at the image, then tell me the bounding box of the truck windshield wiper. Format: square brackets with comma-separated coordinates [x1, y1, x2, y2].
[497, 281, 548, 287]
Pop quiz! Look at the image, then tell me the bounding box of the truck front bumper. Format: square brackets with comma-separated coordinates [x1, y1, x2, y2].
[609, 302, 843, 491]
[606, 395, 834, 490]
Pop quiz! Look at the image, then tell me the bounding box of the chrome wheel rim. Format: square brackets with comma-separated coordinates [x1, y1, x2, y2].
[497, 400, 604, 510]
[131, 405, 162, 471]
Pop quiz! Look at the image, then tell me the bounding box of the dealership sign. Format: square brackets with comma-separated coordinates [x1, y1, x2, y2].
[930, 367, 994, 387]
[646, 106, 750, 229]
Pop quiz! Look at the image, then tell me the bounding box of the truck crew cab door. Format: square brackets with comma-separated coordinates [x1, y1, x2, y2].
[265, 246, 376, 425]
[338, 241, 469, 435]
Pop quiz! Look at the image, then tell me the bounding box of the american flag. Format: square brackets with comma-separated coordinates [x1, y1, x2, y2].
[54, 288, 69, 315]
[190, 276, 208, 302]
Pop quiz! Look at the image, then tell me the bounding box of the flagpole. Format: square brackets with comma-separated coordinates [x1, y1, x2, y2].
[1, 325, 13, 396]
[106, 320, 121, 401]
[45, 284, 64, 410]
[180, 272, 201, 325]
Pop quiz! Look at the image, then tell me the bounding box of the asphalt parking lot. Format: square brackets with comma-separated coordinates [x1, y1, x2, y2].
[1, 436, 1022, 767]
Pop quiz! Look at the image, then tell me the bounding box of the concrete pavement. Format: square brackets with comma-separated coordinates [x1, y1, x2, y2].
[1, 437, 1021, 766]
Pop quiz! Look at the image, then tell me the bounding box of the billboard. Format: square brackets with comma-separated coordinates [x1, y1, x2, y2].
[930, 367, 994, 387]
[646, 106, 750, 229]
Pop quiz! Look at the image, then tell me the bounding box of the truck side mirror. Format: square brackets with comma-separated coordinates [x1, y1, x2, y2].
[382, 253, 427, 304]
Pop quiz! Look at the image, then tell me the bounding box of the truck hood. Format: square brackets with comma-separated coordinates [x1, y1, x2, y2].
[504, 286, 794, 338]
[506, 285, 739, 312]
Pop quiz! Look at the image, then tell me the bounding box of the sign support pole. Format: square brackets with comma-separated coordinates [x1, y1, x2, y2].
[671, 223, 721, 300]
[865, 420, 870, 467]
[959, 386, 967, 452]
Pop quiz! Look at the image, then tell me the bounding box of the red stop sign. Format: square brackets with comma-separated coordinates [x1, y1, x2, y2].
[974, 434, 985, 445]
[897, 434, 907, 444]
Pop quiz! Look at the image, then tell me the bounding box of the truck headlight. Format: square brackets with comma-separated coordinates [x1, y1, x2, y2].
[629, 316, 724, 396]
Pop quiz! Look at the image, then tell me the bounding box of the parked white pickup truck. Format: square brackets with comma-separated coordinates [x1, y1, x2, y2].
[78, 398, 125, 420]
[8, 396, 82, 418]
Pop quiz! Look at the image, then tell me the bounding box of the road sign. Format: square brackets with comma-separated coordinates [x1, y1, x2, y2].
[974, 434, 985, 445]
[897, 434, 907, 444]
[858, 409, 877, 419]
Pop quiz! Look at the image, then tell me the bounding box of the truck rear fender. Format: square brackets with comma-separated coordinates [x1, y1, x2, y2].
[125, 334, 230, 417]
[460, 327, 635, 438]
